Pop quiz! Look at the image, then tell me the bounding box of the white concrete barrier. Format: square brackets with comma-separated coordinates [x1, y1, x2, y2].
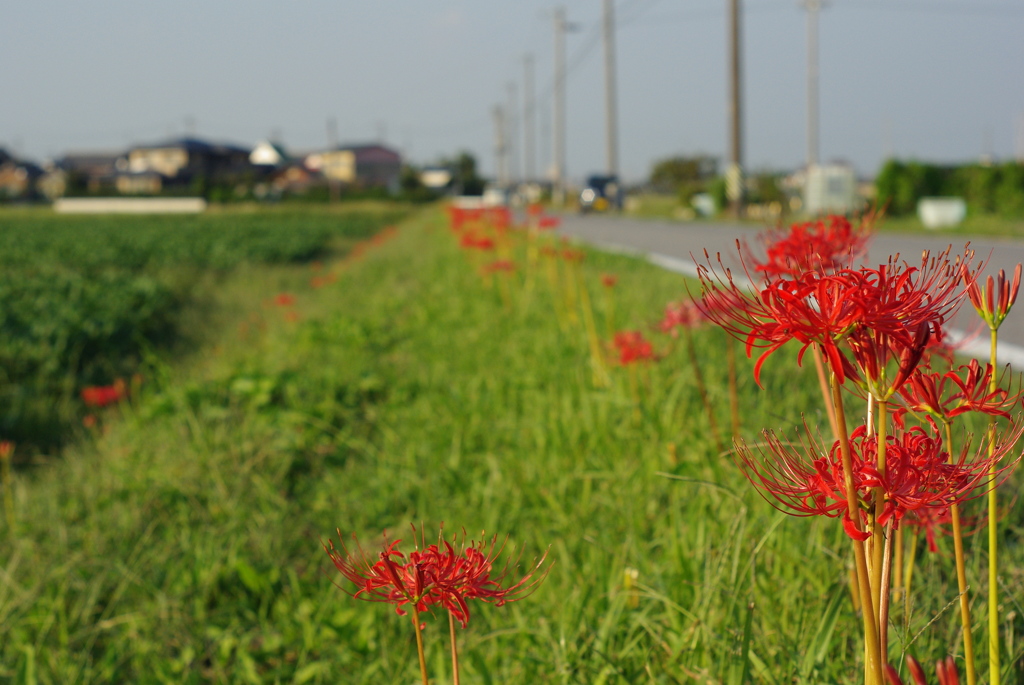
[54, 198, 207, 214]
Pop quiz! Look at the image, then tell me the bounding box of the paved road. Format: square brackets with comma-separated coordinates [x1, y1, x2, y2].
[554, 213, 1024, 367]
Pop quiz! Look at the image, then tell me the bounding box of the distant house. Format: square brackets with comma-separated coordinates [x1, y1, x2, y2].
[0, 155, 43, 199]
[126, 137, 251, 185]
[250, 140, 290, 168]
[305, 143, 401, 189]
[56, 151, 124, 193]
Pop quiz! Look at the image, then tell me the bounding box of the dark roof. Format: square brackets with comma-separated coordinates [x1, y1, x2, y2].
[132, 137, 250, 156]
[333, 143, 400, 155]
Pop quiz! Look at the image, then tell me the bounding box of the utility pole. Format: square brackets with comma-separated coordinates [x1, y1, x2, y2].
[603, 0, 619, 179]
[524, 54, 536, 183]
[726, 0, 744, 216]
[507, 82, 520, 185]
[804, 0, 821, 169]
[553, 7, 567, 205]
[493, 104, 508, 187]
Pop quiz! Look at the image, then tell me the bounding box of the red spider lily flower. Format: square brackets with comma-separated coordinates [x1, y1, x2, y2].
[459, 233, 496, 251]
[601, 273, 618, 288]
[82, 414, 97, 429]
[696, 245, 974, 387]
[612, 331, 656, 365]
[902, 504, 987, 553]
[539, 245, 559, 258]
[274, 293, 296, 307]
[538, 216, 561, 230]
[845, 321, 932, 401]
[697, 261, 869, 385]
[562, 248, 586, 263]
[81, 379, 127, 408]
[527, 203, 544, 216]
[897, 360, 1016, 427]
[968, 263, 1021, 330]
[884, 655, 960, 685]
[750, 214, 873, 278]
[483, 260, 516, 274]
[659, 299, 708, 335]
[735, 422, 1019, 541]
[324, 528, 550, 628]
[0, 441, 12, 460]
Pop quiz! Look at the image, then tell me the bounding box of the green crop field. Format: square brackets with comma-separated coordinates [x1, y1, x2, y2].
[0, 207, 1022, 683]
[0, 205, 405, 450]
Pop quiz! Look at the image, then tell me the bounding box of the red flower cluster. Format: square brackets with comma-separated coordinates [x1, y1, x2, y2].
[600, 273, 618, 288]
[897, 360, 1015, 428]
[612, 331, 656, 365]
[459, 233, 496, 251]
[968, 263, 1021, 330]
[325, 529, 548, 628]
[698, 244, 972, 390]
[750, 214, 872, 278]
[736, 423, 1017, 541]
[81, 379, 127, 408]
[273, 293, 296, 307]
[659, 299, 707, 335]
[483, 260, 516, 274]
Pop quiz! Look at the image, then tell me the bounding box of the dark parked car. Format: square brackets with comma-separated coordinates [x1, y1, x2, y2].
[578, 174, 622, 213]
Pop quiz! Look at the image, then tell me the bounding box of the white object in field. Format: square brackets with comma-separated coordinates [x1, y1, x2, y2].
[917, 197, 966, 229]
[54, 197, 207, 214]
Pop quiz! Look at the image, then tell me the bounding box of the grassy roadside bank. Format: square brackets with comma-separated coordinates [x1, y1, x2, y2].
[1, 208, 1021, 683]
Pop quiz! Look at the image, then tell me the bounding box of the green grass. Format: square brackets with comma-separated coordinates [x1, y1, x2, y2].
[1, 208, 1022, 683]
[874, 213, 1024, 239]
[0, 204, 406, 449]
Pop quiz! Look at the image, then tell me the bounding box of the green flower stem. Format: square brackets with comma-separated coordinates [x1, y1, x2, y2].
[987, 328, 1001, 684]
[904, 528, 919, 631]
[1, 453, 13, 531]
[811, 346, 840, 440]
[449, 612, 461, 685]
[413, 607, 429, 685]
[831, 374, 883, 685]
[943, 421, 977, 685]
[575, 268, 609, 388]
[869, 400, 889, 649]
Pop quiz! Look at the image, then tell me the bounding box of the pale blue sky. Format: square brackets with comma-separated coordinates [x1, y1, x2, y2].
[2, 1, 1023, 182]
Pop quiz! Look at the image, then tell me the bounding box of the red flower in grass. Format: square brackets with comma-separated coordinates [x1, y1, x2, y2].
[483, 260, 516, 274]
[885, 655, 960, 685]
[460, 233, 496, 251]
[81, 379, 127, 408]
[696, 246, 973, 387]
[735, 422, 1018, 540]
[749, 214, 873, 278]
[538, 216, 561, 230]
[897, 360, 1016, 427]
[902, 504, 987, 554]
[612, 331, 656, 365]
[324, 528, 549, 628]
[659, 298, 708, 335]
[562, 248, 586, 263]
[968, 262, 1021, 330]
[601, 273, 618, 288]
[274, 293, 296, 307]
